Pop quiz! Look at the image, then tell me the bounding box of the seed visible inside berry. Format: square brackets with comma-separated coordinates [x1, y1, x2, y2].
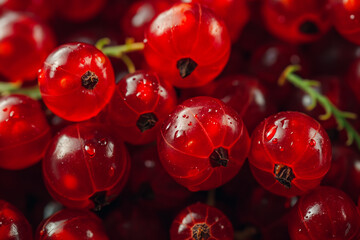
[274, 164, 295, 189]
[177, 58, 198, 78]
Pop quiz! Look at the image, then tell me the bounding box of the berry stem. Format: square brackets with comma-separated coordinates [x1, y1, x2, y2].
[279, 65, 360, 149]
[0, 81, 41, 99]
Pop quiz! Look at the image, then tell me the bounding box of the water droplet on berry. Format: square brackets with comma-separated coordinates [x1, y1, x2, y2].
[188, 122, 192, 126]
[272, 138, 278, 143]
[309, 139, 316, 147]
[182, 114, 186, 118]
[84, 144, 96, 158]
[265, 125, 277, 141]
[2, 108, 7, 111]
[9, 111, 14, 117]
[109, 166, 115, 177]
[98, 138, 107, 146]
[279, 146, 284, 151]
[40, 230, 44, 235]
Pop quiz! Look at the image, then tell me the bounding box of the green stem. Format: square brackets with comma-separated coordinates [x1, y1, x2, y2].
[279, 65, 360, 150]
[0, 82, 41, 100]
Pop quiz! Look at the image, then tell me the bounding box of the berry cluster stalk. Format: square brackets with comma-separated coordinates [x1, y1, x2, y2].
[279, 65, 360, 150]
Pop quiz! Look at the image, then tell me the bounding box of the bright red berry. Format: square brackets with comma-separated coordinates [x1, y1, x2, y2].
[42, 122, 130, 210]
[158, 96, 250, 191]
[248, 111, 332, 197]
[170, 202, 234, 240]
[38, 42, 116, 122]
[0, 94, 51, 170]
[0, 11, 55, 82]
[53, 0, 107, 22]
[262, 0, 331, 43]
[36, 209, 109, 240]
[144, 3, 231, 88]
[288, 186, 360, 240]
[0, 200, 32, 240]
[105, 70, 177, 145]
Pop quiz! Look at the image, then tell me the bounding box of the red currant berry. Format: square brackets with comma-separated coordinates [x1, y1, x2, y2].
[262, 0, 331, 43]
[248, 111, 332, 197]
[36, 209, 109, 239]
[105, 70, 177, 145]
[38, 42, 116, 122]
[42, 122, 130, 210]
[158, 96, 250, 191]
[288, 186, 360, 240]
[183, 0, 249, 42]
[170, 202, 233, 240]
[0, 94, 51, 170]
[0, 11, 55, 82]
[330, 0, 360, 45]
[0, 0, 54, 20]
[53, 0, 107, 22]
[144, 3, 231, 88]
[0, 200, 32, 240]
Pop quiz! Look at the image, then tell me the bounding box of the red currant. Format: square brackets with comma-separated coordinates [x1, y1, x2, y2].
[158, 96, 250, 191]
[105, 70, 177, 145]
[0, 200, 32, 240]
[0, 0, 54, 20]
[248, 111, 332, 197]
[288, 186, 360, 240]
[36, 209, 109, 239]
[38, 42, 115, 122]
[0, 94, 51, 170]
[53, 0, 107, 22]
[170, 202, 233, 240]
[262, 0, 331, 43]
[42, 122, 130, 210]
[0, 11, 55, 82]
[144, 3, 231, 88]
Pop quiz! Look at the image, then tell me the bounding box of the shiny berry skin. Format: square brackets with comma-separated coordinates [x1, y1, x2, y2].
[0, 200, 32, 240]
[0, 0, 54, 20]
[288, 187, 360, 240]
[248, 111, 332, 197]
[0, 95, 51, 170]
[53, 0, 107, 22]
[183, 0, 249, 42]
[262, 0, 331, 43]
[158, 96, 250, 192]
[330, 0, 360, 45]
[36, 209, 109, 240]
[170, 202, 233, 240]
[42, 122, 130, 210]
[144, 3, 231, 88]
[0, 11, 55, 82]
[105, 70, 177, 145]
[38, 42, 116, 122]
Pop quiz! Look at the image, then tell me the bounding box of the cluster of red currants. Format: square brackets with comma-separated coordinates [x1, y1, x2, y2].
[1, 0, 360, 239]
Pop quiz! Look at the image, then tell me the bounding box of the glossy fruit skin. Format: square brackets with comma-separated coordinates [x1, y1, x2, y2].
[38, 42, 115, 122]
[0, 11, 55, 82]
[0, 200, 32, 240]
[330, 0, 360, 45]
[249, 111, 332, 197]
[183, 0, 249, 42]
[36, 209, 109, 240]
[158, 96, 250, 192]
[105, 70, 177, 145]
[53, 0, 107, 22]
[0, 94, 51, 170]
[288, 187, 360, 240]
[0, 0, 54, 20]
[170, 202, 233, 240]
[144, 3, 231, 88]
[262, 0, 331, 43]
[42, 122, 130, 210]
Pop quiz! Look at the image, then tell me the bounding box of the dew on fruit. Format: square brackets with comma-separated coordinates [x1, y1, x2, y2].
[2, 108, 7, 111]
[272, 138, 278, 143]
[84, 143, 96, 158]
[188, 122, 192, 126]
[109, 166, 115, 177]
[309, 139, 316, 147]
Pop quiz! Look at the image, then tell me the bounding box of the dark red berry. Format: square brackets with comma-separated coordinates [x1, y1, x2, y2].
[53, 0, 107, 22]
[0, 0, 54, 20]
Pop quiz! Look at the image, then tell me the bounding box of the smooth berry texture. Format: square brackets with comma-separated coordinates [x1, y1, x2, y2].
[0, 11, 55, 81]
[288, 187, 360, 240]
[144, 3, 231, 88]
[43, 122, 130, 210]
[38, 42, 115, 122]
[0, 0, 54, 20]
[105, 70, 177, 145]
[170, 202, 233, 240]
[262, 0, 331, 43]
[0, 200, 32, 240]
[0, 94, 51, 170]
[249, 111, 332, 197]
[158, 96, 250, 191]
[53, 0, 107, 22]
[36, 209, 109, 239]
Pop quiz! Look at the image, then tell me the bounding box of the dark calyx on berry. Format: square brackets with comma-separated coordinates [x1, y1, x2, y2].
[81, 70, 99, 90]
[90, 191, 108, 211]
[136, 112, 158, 132]
[210, 147, 229, 167]
[176, 58, 198, 78]
[299, 21, 319, 35]
[274, 164, 295, 189]
[192, 223, 211, 240]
